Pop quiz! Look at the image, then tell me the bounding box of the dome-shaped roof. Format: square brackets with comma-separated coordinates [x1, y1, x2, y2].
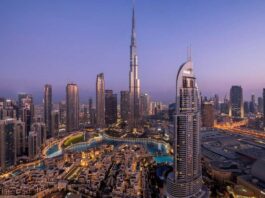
[251, 158, 265, 182]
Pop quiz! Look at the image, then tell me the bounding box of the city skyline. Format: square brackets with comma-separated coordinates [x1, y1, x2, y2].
[1, 0, 265, 103]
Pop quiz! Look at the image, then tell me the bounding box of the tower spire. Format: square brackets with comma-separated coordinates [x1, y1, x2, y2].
[131, 1, 136, 46]
[187, 44, 192, 61]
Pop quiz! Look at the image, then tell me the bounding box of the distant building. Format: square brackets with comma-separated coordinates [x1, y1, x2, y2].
[105, 90, 117, 126]
[0, 119, 24, 170]
[263, 89, 265, 129]
[52, 110, 59, 137]
[18, 94, 34, 154]
[120, 91, 130, 122]
[229, 86, 244, 118]
[44, 84, 53, 138]
[0, 99, 17, 119]
[168, 103, 176, 122]
[96, 73, 105, 128]
[220, 97, 229, 115]
[258, 97, 263, 113]
[249, 94, 256, 114]
[66, 83, 79, 132]
[31, 122, 46, 145]
[214, 94, 220, 112]
[244, 101, 249, 115]
[59, 101, 66, 125]
[89, 98, 96, 127]
[202, 102, 215, 127]
[140, 93, 151, 117]
[28, 131, 39, 160]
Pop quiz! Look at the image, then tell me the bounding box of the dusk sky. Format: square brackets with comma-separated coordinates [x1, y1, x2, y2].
[1, 0, 265, 104]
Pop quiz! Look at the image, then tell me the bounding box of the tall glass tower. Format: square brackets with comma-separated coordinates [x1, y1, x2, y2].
[66, 83, 79, 132]
[129, 5, 141, 129]
[229, 85, 244, 118]
[167, 58, 207, 198]
[96, 73, 105, 128]
[44, 84, 52, 138]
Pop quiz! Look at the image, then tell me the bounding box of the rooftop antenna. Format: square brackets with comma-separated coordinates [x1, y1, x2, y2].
[187, 43, 192, 61]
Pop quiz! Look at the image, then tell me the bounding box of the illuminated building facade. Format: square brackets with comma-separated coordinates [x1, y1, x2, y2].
[28, 131, 39, 160]
[31, 122, 46, 145]
[167, 58, 206, 198]
[263, 89, 265, 129]
[52, 110, 59, 137]
[129, 5, 141, 129]
[120, 91, 130, 122]
[44, 84, 52, 138]
[201, 102, 215, 128]
[229, 86, 244, 119]
[66, 83, 79, 132]
[105, 90, 117, 126]
[0, 119, 24, 170]
[96, 73, 105, 128]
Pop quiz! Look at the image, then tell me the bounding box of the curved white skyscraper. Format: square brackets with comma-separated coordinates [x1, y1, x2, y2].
[167, 58, 207, 198]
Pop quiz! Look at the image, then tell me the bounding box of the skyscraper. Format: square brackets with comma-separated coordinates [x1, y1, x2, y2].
[18, 94, 34, 154]
[52, 110, 59, 137]
[229, 86, 244, 118]
[105, 90, 117, 126]
[263, 89, 265, 129]
[140, 93, 151, 117]
[28, 131, 39, 160]
[120, 91, 130, 122]
[258, 97, 263, 113]
[59, 100, 66, 125]
[213, 94, 220, 112]
[44, 84, 52, 138]
[66, 83, 79, 132]
[129, 5, 141, 129]
[0, 119, 24, 170]
[167, 58, 206, 198]
[89, 98, 96, 127]
[249, 94, 256, 114]
[31, 122, 46, 145]
[96, 73, 105, 128]
[244, 101, 249, 115]
[201, 101, 215, 128]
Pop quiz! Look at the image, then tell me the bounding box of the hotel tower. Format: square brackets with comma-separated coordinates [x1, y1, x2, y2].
[166, 57, 207, 198]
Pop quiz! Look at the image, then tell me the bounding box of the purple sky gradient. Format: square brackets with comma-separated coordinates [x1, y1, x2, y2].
[0, 0, 265, 104]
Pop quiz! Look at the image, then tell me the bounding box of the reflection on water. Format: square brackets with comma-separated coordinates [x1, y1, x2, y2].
[46, 138, 173, 164]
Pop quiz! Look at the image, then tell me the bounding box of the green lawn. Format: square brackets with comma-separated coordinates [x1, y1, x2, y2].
[63, 134, 84, 148]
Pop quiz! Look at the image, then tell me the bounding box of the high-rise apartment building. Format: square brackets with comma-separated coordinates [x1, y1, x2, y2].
[120, 91, 130, 122]
[0, 119, 24, 170]
[166, 58, 206, 198]
[89, 98, 96, 126]
[59, 101, 66, 125]
[249, 94, 256, 114]
[66, 83, 79, 132]
[140, 93, 150, 117]
[258, 97, 263, 113]
[31, 122, 46, 145]
[105, 90, 117, 126]
[202, 102, 215, 128]
[44, 84, 52, 138]
[28, 131, 39, 160]
[96, 73, 105, 128]
[263, 89, 265, 129]
[229, 86, 244, 118]
[52, 110, 59, 137]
